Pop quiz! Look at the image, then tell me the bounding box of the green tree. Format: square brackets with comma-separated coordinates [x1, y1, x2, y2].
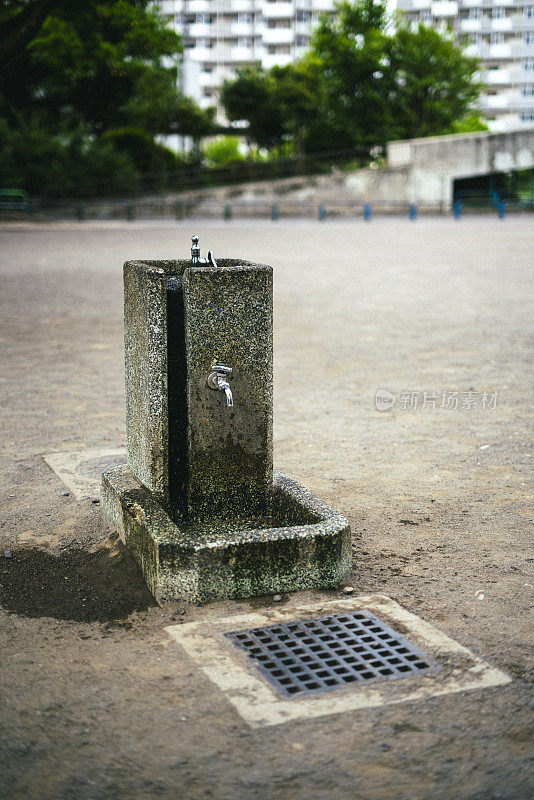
[387, 23, 482, 139]
[1, 0, 216, 139]
[220, 61, 322, 153]
[309, 0, 393, 149]
[203, 136, 245, 168]
[1, 1, 187, 133]
[220, 0, 483, 154]
[123, 69, 216, 140]
[220, 66, 285, 150]
[0, 116, 139, 197]
[0, 0, 216, 195]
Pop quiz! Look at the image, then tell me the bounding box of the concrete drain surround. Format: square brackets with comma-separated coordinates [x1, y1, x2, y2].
[225, 611, 437, 697]
[165, 595, 511, 728]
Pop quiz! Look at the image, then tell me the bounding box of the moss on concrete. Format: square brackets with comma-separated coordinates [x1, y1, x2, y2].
[101, 466, 351, 604]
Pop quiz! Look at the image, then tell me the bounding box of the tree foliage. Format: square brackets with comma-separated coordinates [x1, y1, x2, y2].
[387, 23, 481, 139]
[0, 0, 216, 195]
[203, 136, 245, 167]
[221, 0, 483, 153]
[220, 61, 321, 151]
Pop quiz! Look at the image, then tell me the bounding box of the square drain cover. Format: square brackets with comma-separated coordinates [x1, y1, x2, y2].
[226, 610, 438, 697]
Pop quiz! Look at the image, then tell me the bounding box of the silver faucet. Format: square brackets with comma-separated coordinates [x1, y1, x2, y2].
[207, 364, 233, 407]
[191, 235, 217, 268]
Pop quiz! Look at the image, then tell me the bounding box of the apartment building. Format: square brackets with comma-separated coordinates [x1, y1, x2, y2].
[396, 0, 534, 130]
[157, 0, 336, 114]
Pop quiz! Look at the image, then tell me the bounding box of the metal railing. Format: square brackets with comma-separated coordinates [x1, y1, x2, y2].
[8, 197, 533, 222]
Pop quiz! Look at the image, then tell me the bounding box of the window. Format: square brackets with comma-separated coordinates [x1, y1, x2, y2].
[296, 10, 311, 22]
[490, 33, 504, 44]
[524, 32, 534, 44]
[196, 13, 211, 24]
[238, 12, 252, 23]
[522, 84, 534, 95]
[521, 110, 534, 121]
[237, 37, 252, 48]
[492, 7, 504, 19]
[296, 35, 310, 47]
[469, 8, 481, 19]
[525, 6, 534, 19]
[523, 58, 534, 69]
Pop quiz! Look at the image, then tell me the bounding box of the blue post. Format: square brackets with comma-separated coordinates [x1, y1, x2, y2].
[453, 200, 462, 220]
[498, 200, 506, 219]
[409, 203, 417, 221]
[364, 203, 372, 221]
[318, 204, 326, 221]
[271, 204, 279, 221]
[224, 204, 232, 221]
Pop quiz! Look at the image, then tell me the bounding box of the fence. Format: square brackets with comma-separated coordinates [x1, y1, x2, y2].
[5, 197, 532, 222]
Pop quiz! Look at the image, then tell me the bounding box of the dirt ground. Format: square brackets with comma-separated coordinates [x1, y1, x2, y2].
[0, 218, 532, 800]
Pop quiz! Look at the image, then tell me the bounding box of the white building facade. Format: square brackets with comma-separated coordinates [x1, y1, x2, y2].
[157, 0, 336, 113]
[396, 0, 534, 130]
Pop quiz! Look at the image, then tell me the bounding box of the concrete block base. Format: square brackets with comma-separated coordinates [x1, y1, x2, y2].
[101, 466, 351, 604]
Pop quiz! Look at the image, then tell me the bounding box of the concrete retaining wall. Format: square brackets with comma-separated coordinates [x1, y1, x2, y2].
[22, 126, 534, 219]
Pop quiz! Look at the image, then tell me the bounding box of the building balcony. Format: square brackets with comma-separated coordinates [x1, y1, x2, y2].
[489, 42, 514, 58]
[512, 41, 534, 57]
[430, 2, 458, 17]
[188, 22, 213, 36]
[230, 45, 256, 60]
[231, 21, 255, 34]
[491, 17, 514, 32]
[397, 0, 431, 9]
[481, 68, 513, 85]
[262, 28, 294, 44]
[513, 94, 534, 109]
[230, 0, 254, 10]
[460, 19, 481, 32]
[262, 52, 293, 68]
[482, 91, 515, 109]
[310, 0, 335, 10]
[187, 46, 215, 60]
[516, 68, 534, 83]
[187, 0, 212, 13]
[465, 42, 515, 60]
[159, 0, 181, 14]
[261, 3, 295, 19]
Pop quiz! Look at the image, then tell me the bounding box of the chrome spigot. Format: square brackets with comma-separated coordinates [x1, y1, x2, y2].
[207, 364, 233, 407]
[191, 235, 218, 268]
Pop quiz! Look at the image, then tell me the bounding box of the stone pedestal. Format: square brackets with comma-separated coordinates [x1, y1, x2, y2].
[101, 256, 351, 603]
[102, 467, 350, 604]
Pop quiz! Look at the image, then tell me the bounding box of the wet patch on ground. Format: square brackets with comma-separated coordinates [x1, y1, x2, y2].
[0, 534, 156, 622]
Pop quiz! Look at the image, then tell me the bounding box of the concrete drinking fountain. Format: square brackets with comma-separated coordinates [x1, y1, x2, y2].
[101, 237, 351, 603]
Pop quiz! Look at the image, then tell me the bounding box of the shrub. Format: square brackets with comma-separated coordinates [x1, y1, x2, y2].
[203, 137, 245, 168]
[0, 117, 139, 198]
[100, 128, 180, 191]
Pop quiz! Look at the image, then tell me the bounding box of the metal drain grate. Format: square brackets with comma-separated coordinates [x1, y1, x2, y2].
[225, 611, 437, 697]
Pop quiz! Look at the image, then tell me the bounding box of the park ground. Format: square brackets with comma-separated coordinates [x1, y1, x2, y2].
[0, 217, 532, 800]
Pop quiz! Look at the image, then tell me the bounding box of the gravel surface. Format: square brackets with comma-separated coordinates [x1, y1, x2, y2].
[0, 218, 532, 800]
